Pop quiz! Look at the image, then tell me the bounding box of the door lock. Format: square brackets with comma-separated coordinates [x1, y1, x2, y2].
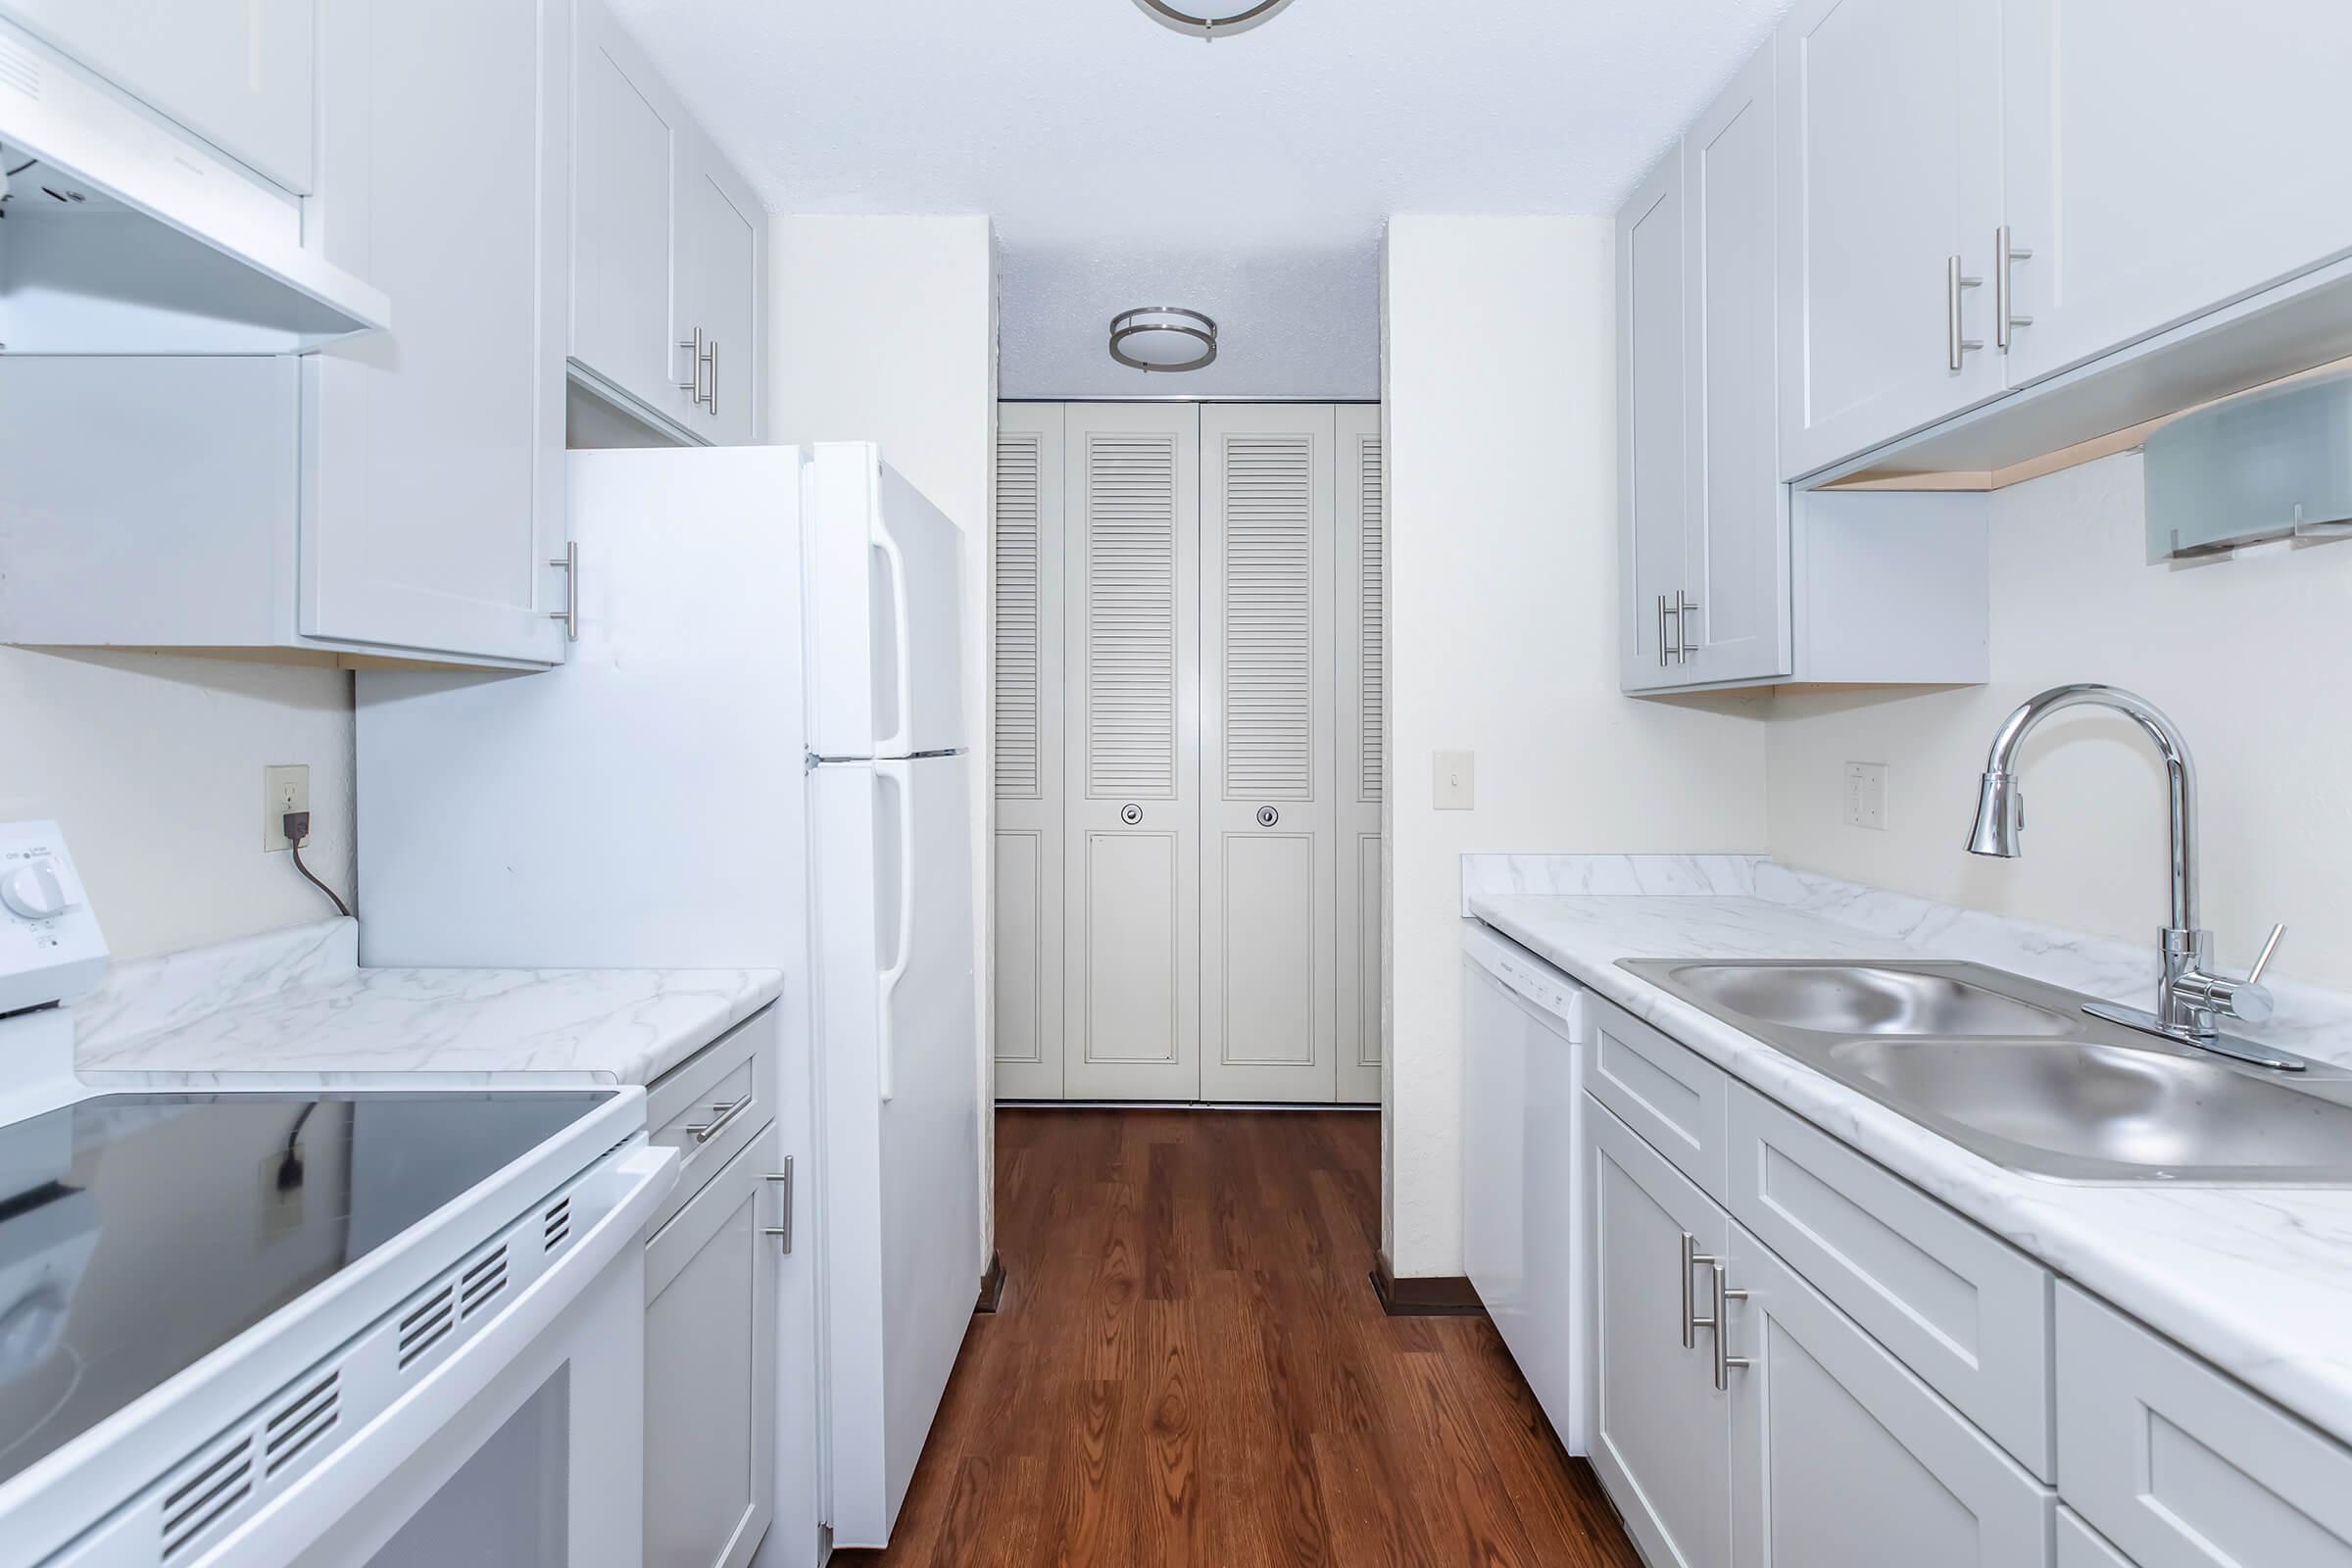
[1256, 806, 1280, 827]
[1120, 803, 1144, 825]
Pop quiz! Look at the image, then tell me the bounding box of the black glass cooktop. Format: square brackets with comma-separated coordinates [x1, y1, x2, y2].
[0, 1089, 613, 1489]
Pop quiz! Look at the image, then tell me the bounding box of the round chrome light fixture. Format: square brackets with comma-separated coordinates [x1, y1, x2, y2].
[1108, 307, 1218, 372]
[1130, 0, 1297, 39]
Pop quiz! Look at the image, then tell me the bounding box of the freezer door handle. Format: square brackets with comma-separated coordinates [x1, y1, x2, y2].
[873, 759, 918, 1102]
[870, 514, 916, 760]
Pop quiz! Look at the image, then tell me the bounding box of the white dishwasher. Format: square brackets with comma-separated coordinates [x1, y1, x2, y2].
[1460, 921, 1590, 1453]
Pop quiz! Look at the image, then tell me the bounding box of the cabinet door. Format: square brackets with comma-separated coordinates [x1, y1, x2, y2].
[571, 0, 687, 424]
[1776, 0, 2003, 478]
[303, 0, 571, 665]
[1200, 405, 1337, 1103]
[645, 1124, 779, 1568]
[1, 0, 316, 191]
[2001, 0, 2352, 388]
[1618, 147, 1691, 691]
[1062, 404, 1201, 1101]
[1683, 43, 1791, 686]
[676, 133, 763, 446]
[1727, 1223, 2052, 1568]
[1588, 1098, 1733, 1568]
[993, 405, 1066, 1101]
[1335, 406, 1385, 1104]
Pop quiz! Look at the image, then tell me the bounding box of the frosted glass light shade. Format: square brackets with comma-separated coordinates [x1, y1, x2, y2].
[2145, 371, 2352, 558]
[1108, 308, 1218, 372]
[1131, 0, 1297, 37]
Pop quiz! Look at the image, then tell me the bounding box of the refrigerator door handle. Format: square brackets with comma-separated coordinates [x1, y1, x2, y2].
[873, 759, 918, 1102]
[871, 516, 916, 760]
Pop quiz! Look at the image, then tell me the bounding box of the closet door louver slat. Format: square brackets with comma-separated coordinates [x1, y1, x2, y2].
[1082, 431, 1182, 801]
[1337, 409, 1385, 1103]
[994, 430, 1045, 799]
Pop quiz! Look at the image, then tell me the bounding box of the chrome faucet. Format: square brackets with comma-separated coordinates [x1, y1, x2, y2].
[1965, 683, 2295, 1070]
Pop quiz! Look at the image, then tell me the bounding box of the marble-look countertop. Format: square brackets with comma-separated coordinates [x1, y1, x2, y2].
[1466, 858, 2352, 1448]
[74, 918, 785, 1088]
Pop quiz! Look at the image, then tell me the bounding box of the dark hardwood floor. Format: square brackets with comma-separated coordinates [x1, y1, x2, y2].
[837, 1108, 1642, 1567]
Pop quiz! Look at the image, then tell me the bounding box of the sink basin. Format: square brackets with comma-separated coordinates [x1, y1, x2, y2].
[1666, 962, 2075, 1037]
[1617, 956, 2352, 1183]
[1828, 1037, 2352, 1176]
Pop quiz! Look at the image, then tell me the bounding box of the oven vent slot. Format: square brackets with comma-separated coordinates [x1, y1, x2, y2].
[543, 1197, 572, 1251]
[459, 1246, 510, 1318]
[161, 1436, 253, 1558]
[264, 1370, 340, 1476]
[397, 1284, 456, 1370]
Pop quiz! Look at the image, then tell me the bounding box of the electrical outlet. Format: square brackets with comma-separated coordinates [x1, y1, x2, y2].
[1844, 761, 1888, 831]
[1434, 751, 1475, 810]
[263, 764, 311, 852]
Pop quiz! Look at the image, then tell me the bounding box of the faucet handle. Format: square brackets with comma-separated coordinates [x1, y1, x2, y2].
[2246, 922, 2286, 986]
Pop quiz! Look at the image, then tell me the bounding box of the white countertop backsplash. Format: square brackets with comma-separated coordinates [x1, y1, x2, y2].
[74, 918, 785, 1088]
[1464, 854, 2352, 1448]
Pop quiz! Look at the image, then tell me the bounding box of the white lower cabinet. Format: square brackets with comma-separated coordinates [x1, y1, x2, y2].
[1568, 988, 2352, 1568]
[1726, 1225, 2051, 1568]
[2057, 1283, 2352, 1567]
[1589, 1100, 1733, 1568]
[644, 1123, 778, 1568]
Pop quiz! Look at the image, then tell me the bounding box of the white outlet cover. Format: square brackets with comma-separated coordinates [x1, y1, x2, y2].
[263, 763, 312, 852]
[1434, 750, 1475, 811]
[1844, 761, 1888, 831]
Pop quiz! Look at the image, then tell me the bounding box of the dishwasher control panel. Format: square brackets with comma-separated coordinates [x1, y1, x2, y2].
[1463, 921, 1586, 1036]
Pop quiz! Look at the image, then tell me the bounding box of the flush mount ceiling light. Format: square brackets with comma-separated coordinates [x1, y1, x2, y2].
[1109, 307, 1219, 372]
[1130, 0, 1298, 40]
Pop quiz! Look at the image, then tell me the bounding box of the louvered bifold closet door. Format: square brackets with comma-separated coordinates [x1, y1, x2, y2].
[1061, 404, 1203, 1101]
[1335, 407, 1385, 1103]
[993, 406, 1067, 1100]
[1200, 406, 1339, 1103]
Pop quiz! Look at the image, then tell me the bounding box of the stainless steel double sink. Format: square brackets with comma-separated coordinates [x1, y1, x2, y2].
[1618, 958, 2352, 1184]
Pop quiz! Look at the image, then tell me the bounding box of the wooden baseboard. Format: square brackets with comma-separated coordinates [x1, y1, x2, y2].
[1370, 1252, 1485, 1317]
[974, 1250, 1007, 1314]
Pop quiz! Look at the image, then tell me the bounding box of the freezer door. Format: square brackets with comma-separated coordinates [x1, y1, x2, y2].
[803, 445, 967, 760]
[808, 754, 981, 1546]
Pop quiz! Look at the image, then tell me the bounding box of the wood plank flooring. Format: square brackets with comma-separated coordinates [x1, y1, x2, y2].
[837, 1108, 1642, 1568]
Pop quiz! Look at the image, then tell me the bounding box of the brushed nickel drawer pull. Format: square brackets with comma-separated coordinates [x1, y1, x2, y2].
[684, 1092, 754, 1144]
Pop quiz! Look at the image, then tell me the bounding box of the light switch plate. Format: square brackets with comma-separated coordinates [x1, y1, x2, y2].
[1844, 761, 1888, 831]
[263, 763, 311, 852]
[1434, 751, 1475, 810]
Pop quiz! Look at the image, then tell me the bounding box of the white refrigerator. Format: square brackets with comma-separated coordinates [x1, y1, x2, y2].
[354, 443, 982, 1554]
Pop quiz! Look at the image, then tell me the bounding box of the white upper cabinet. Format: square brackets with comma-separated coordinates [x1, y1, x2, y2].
[1775, 0, 2003, 479]
[1999, 0, 2352, 388]
[677, 149, 763, 446]
[572, 4, 685, 424]
[1618, 148, 1690, 692]
[1, 0, 316, 192]
[1682, 41, 1789, 686]
[300, 0, 572, 666]
[569, 0, 765, 445]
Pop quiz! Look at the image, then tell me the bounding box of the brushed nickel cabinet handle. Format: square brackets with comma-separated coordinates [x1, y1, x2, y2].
[1996, 225, 2034, 352]
[1948, 255, 1984, 370]
[1713, 1262, 1751, 1391]
[549, 543, 578, 641]
[762, 1158, 795, 1252]
[685, 1091, 754, 1144]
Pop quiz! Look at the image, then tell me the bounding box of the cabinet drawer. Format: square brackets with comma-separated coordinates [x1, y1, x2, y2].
[1728, 1085, 2053, 1479]
[1730, 1220, 2053, 1568]
[2058, 1509, 2135, 1568]
[2057, 1284, 2352, 1567]
[1587, 997, 1729, 1199]
[648, 1004, 779, 1232]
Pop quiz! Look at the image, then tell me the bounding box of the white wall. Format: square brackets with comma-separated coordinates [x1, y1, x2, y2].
[999, 242, 1379, 400]
[1382, 217, 1769, 1279]
[0, 650, 354, 959]
[1770, 449, 2352, 991]
[766, 214, 1002, 1252]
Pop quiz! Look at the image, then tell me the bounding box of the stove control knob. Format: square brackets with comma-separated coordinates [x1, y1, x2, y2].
[1, 859, 74, 921]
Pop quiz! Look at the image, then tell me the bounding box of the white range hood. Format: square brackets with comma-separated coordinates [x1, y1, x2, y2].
[0, 15, 386, 354]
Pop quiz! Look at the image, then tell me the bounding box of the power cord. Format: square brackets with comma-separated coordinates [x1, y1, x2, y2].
[281, 810, 352, 919]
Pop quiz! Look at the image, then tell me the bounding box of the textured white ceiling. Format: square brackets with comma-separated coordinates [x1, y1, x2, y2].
[605, 0, 1791, 395]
